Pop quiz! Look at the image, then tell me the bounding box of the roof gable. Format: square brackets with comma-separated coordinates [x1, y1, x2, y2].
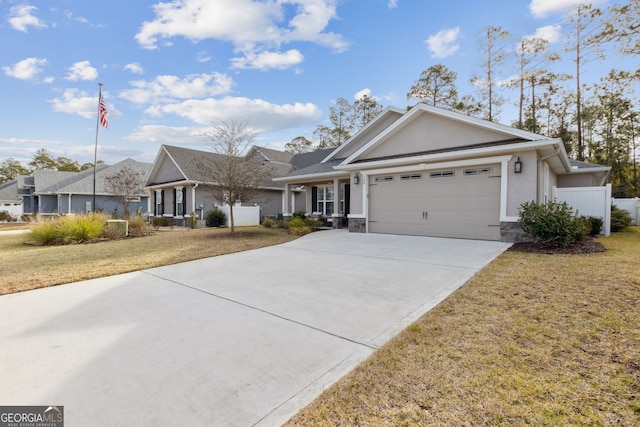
[341, 103, 553, 166]
[57, 158, 151, 195]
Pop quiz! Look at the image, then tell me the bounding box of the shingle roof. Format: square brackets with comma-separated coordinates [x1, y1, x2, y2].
[252, 146, 294, 165]
[162, 145, 227, 182]
[569, 159, 611, 170]
[290, 148, 335, 170]
[0, 180, 20, 202]
[57, 159, 151, 195]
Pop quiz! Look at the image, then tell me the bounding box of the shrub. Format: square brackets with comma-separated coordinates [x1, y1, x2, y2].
[0, 211, 8, 222]
[206, 208, 226, 227]
[152, 216, 170, 227]
[518, 201, 588, 248]
[262, 217, 276, 228]
[293, 211, 307, 219]
[581, 216, 603, 236]
[188, 211, 198, 229]
[128, 214, 148, 237]
[102, 225, 124, 240]
[611, 205, 632, 232]
[287, 216, 323, 236]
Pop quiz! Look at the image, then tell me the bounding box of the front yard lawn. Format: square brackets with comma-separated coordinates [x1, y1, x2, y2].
[287, 227, 640, 426]
[0, 226, 296, 295]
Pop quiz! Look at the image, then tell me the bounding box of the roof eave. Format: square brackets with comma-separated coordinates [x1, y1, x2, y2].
[273, 170, 349, 183]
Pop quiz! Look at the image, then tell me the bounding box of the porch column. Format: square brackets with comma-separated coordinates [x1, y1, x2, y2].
[331, 178, 342, 228]
[283, 184, 292, 217]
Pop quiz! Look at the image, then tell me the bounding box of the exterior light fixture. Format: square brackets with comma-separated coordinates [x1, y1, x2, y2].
[353, 173, 360, 185]
[514, 157, 523, 173]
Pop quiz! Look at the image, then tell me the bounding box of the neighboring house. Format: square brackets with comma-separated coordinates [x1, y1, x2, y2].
[17, 158, 151, 217]
[0, 180, 22, 217]
[274, 103, 611, 242]
[144, 144, 333, 221]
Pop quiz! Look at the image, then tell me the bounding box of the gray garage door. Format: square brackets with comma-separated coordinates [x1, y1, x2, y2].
[368, 165, 501, 240]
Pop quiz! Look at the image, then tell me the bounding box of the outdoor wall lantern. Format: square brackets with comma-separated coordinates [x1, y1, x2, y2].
[514, 157, 523, 174]
[353, 173, 360, 184]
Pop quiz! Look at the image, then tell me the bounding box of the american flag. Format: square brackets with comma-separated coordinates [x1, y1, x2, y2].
[99, 95, 109, 128]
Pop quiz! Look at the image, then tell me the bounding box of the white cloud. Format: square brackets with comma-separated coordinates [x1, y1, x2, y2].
[124, 125, 207, 144]
[425, 27, 461, 59]
[147, 96, 322, 131]
[8, 5, 47, 32]
[135, 0, 347, 69]
[529, 0, 607, 18]
[66, 61, 98, 81]
[525, 25, 562, 44]
[196, 51, 211, 63]
[354, 88, 373, 100]
[231, 49, 304, 70]
[388, 0, 399, 9]
[3, 57, 48, 80]
[50, 89, 118, 119]
[120, 72, 234, 104]
[124, 63, 144, 74]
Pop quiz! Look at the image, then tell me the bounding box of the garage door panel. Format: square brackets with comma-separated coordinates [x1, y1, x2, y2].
[368, 166, 501, 240]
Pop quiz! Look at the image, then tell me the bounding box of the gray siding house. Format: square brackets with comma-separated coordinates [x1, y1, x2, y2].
[145, 145, 332, 221]
[16, 158, 151, 217]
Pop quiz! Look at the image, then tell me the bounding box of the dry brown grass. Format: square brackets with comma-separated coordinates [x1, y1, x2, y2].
[287, 227, 640, 426]
[0, 226, 296, 295]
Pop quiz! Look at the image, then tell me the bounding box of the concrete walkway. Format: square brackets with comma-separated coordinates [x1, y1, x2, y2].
[0, 230, 510, 426]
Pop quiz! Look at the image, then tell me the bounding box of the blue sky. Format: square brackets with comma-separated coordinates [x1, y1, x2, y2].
[0, 0, 632, 165]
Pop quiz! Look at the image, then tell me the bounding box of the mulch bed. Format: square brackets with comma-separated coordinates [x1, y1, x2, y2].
[508, 236, 606, 255]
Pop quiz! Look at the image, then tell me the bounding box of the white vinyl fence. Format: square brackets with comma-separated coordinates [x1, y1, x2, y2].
[552, 184, 612, 236]
[612, 198, 640, 225]
[218, 205, 260, 227]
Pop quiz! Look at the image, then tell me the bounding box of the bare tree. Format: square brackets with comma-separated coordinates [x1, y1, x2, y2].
[200, 120, 275, 234]
[565, 3, 604, 161]
[470, 26, 511, 121]
[104, 166, 144, 218]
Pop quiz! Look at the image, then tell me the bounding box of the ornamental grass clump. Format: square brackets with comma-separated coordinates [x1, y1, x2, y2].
[30, 213, 108, 245]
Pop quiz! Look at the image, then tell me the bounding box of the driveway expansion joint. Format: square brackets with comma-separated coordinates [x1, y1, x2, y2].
[142, 270, 379, 351]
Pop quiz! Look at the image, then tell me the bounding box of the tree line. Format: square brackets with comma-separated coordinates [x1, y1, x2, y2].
[286, 2, 639, 198]
[0, 148, 104, 184]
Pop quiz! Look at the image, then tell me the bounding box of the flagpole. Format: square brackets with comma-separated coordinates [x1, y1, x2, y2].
[93, 83, 103, 213]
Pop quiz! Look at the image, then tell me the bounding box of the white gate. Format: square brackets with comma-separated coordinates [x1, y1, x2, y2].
[612, 198, 640, 225]
[552, 184, 612, 236]
[218, 205, 260, 227]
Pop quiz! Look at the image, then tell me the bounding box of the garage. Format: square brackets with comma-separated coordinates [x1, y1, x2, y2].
[368, 164, 501, 240]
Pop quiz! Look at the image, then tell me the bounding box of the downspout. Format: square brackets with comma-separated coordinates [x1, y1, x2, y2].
[192, 183, 199, 219]
[538, 146, 560, 203]
[68, 193, 72, 214]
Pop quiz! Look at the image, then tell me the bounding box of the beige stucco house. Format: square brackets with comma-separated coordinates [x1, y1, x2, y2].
[274, 103, 610, 242]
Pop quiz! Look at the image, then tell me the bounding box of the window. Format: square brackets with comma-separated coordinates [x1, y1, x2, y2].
[463, 167, 494, 176]
[400, 174, 422, 180]
[175, 187, 185, 216]
[430, 170, 455, 178]
[155, 190, 164, 216]
[316, 186, 334, 215]
[374, 176, 394, 182]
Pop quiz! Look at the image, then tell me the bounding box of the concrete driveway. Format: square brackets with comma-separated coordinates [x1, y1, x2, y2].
[0, 230, 510, 426]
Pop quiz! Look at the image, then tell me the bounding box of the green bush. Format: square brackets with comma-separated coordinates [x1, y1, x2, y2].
[206, 208, 226, 227]
[518, 201, 588, 248]
[152, 216, 170, 227]
[293, 211, 307, 219]
[286, 216, 323, 236]
[0, 211, 8, 221]
[581, 216, 603, 236]
[611, 205, 632, 232]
